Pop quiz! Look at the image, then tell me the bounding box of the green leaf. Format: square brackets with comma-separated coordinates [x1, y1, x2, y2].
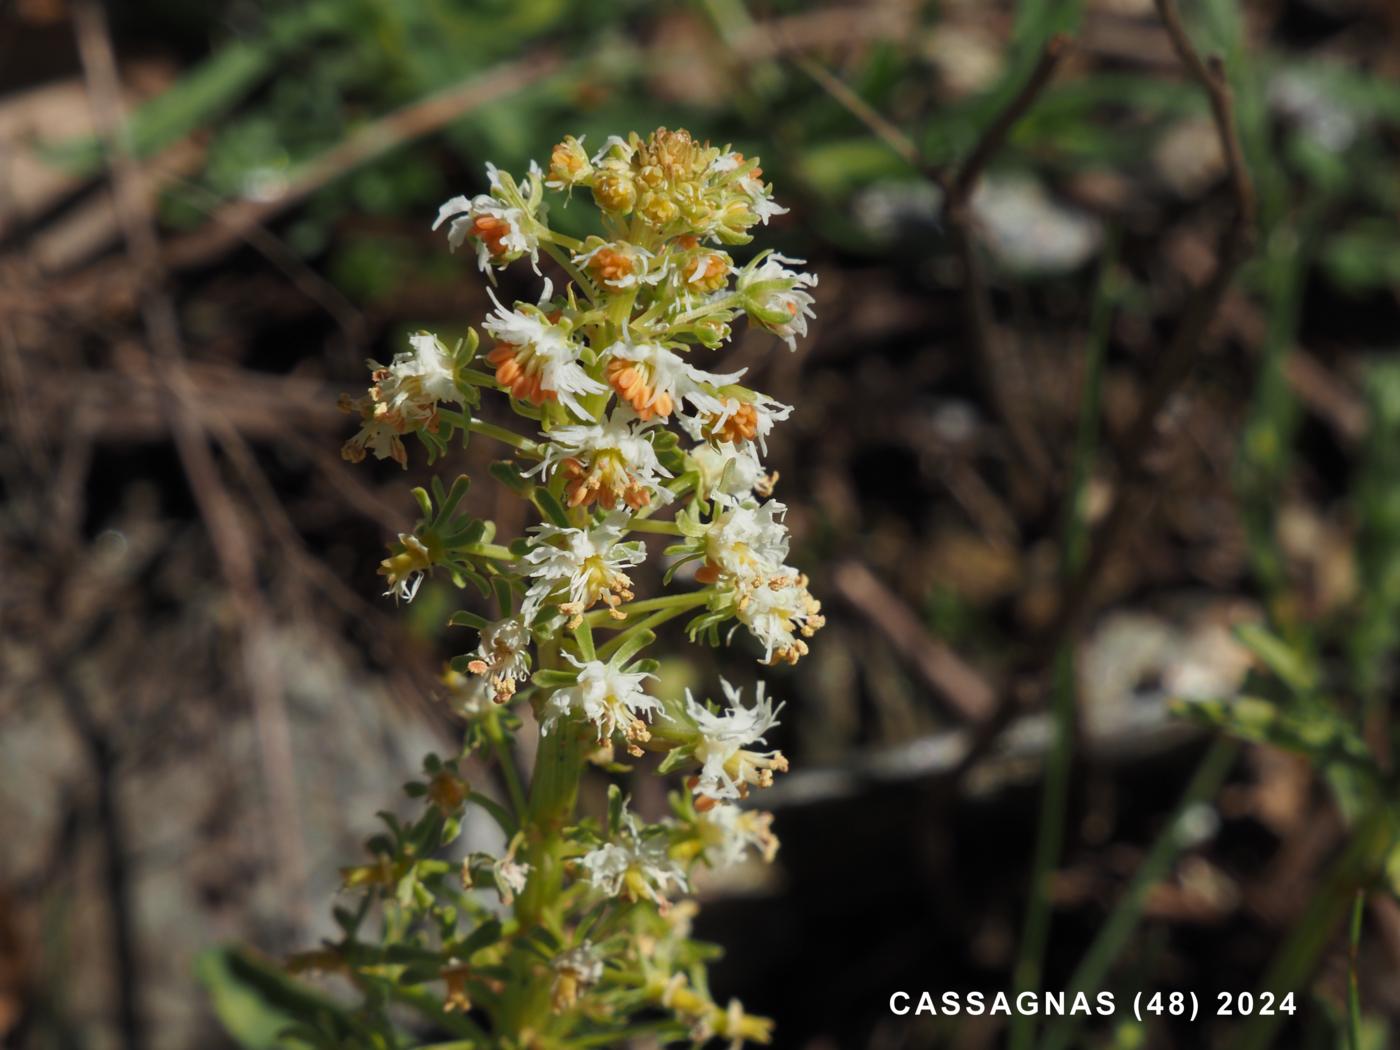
[448, 610, 489, 631]
[533, 669, 578, 688]
[490, 460, 533, 495]
[411, 487, 433, 520]
[435, 474, 472, 524]
[607, 629, 655, 669]
[197, 947, 344, 1050]
[1232, 623, 1317, 696]
[533, 487, 571, 528]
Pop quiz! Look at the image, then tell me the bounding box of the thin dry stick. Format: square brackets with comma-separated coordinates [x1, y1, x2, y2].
[954, 0, 1257, 780]
[832, 561, 997, 723]
[1048, 0, 1255, 645]
[945, 35, 1073, 206]
[796, 35, 1070, 726]
[939, 35, 1071, 489]
[800, 38, 1072, 491]
[793, 56, 925, 172]
[161, 51, 561, 272]
[71, 0, 310, 923]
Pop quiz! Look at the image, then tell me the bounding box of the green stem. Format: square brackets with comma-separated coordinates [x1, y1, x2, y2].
[1349, 889, 1365, 1050]
[1040, 739, 1237, 1050]
[584, 590, 711, 628]
[504, 638, 589, 1034]
[541, 241, 600, 304]
[596, 604, 694, 662]
[625, 518, 683, 535]
[516, 725, 586, 930]
[1008, 240, 1117, 1050]
[484, 710, 528, 823]
[1237, 804, 1393, 1050]
[466, 418, 543, 457]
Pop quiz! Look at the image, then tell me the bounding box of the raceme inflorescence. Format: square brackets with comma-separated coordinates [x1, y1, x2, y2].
[304, 127, 822, 1049]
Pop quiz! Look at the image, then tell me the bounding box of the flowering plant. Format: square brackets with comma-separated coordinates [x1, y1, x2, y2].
[297, 128, 822, 1048]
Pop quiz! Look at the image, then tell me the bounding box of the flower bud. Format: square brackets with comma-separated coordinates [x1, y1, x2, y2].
[547, 134, 592, 189]
[592, 171, 636, 213]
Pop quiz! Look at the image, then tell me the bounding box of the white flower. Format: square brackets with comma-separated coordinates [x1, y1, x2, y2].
[681, 393, 792, 456]
[574, 240, 667, 290]
[590, 134, 635, 166]
[551, 941, 604, 1011]
[433, 162, 544, 273]
[340, 332, 462, 467]
[734, 569, 825, 666]
[440, 665, 493, 719]
[685, 679, 786, 803]
[710, 149, 789, 231]
[393, 332, 459, 401]
[580, 814, 687, 908]
[378, 533, 433, 602]
[521, 511, 645, 622]
[483, 285, 607, 419]
[604, 340, 744, 422]
[531, 411, 673, 511]
[690, 442, 769, 505]
[697, 501, 789, 585]
[467, 617, 531, 703]
[697, 804, 780, 866]
[493, 855, 531, 904]
[542, 655, 661, 750]
[737, 253, 817, 351]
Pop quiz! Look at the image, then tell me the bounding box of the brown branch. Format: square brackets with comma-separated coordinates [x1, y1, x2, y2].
[945, 34, 1073, 208]
[1046, 0, 1256, 644]
[832, 561, 997, 725]
[950, 10, 1254, 780]
[938, 36, 1071, 494]
[54, 675, 142, 1050]
[794, 56, 925, 173]
[71, 0, 310, 926]
[161, 51, 561, 272]
[796, 35, 1070, 488]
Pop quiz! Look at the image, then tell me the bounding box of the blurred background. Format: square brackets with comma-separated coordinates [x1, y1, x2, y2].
[4, 0, 1400, 1047]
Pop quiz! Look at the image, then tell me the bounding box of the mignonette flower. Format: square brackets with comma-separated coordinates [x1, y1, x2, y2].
[328, 125, 820, 1045]
[604, 340, 743, 422]
[542, 655, 660, 753]
[483, 285, 606, 418]
[434, 162, 546, 273]
[696, 501, 790, 584]
[493, 853, 531, 905]
[546, 134, 592, 191]
[551, 941, 604, 1012]
[737, 252, 818, 351]
[697, 804, 780, 866]
[466, 616, 531, 703]
[440, 665, 492, 719]
[575, 238, 666, 291]
[340, 332, 463, 467]
[685, 392, 793, 456]
[521, 511, 645, 623]
[379, 533, 433, 602]
[710, 148, 789, 228]
[734, 569, 826, 666]
[689, 441, 772, 505]
[683, 679, 787, 805]
[580, 814, 688, 909]
[532, 411, 673, 510]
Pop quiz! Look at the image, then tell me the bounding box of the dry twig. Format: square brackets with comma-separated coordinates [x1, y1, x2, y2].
[1048, 0, 1255, 645]
[832, 561, 997, 724]
[71, 0, 310, 928]
[955, 0, 1257, 780]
